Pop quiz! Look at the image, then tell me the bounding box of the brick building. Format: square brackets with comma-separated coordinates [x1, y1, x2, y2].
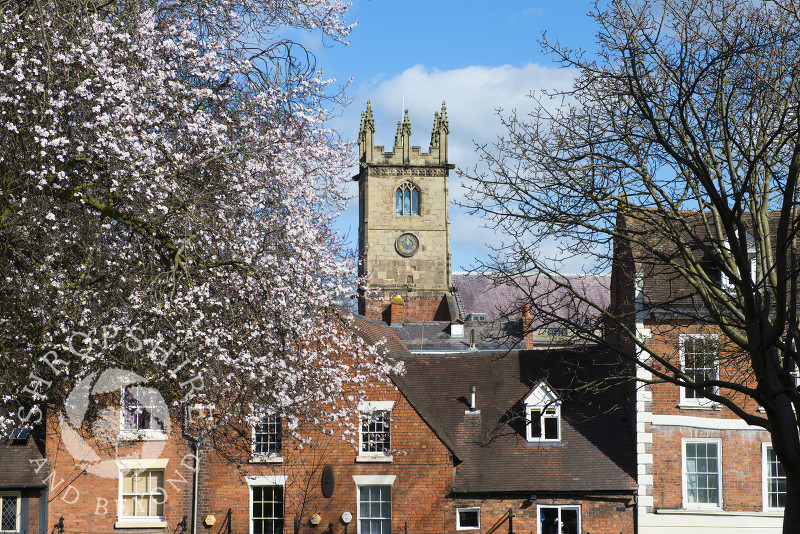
[3, 104, 643, 534]
[396, 346, 637, 534]
[610, 213, 785, 532]
[353, 104, 638, 534]
[40, 316, 458, 534]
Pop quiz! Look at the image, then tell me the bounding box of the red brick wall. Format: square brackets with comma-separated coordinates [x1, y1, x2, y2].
[45, 414, 195, 533]
[642, 319, 772, 513]
[643, 319, 762, 418]
[198, 381, 453, 534]
[449, 494, 634, 534]
[361, 294, 451, 323]
[650, 426, 770, 511]
[26, 490, 42, 534]
[41, 377, 453, 534]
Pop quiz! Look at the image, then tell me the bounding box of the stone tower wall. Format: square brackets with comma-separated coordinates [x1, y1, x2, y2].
[357, 102, 454, 323]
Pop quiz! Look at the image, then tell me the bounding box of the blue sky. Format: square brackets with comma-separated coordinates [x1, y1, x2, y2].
[301, 1, 601, 272]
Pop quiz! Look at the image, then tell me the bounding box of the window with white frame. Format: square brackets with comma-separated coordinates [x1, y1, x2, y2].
[456, 508, 480, 530]
[683, 438, 722, 508]
[763, 443, 786, 511]
[538, 505, 580, 534]
[358, 485, 391, 534]
[524, 381, 561, 443]
[253, 414, 282, 458]
[247, 476, 287, 534]
[720, 236, 757, 291]
[0, 492, 20, 533]
[679, 334, 719, 404]
[120, 468, 165, 520]
[395, 182, 419, 216]
[252, 485, 284, 534]
[358, 401, 394, 458]
[121, 386, 166, 433]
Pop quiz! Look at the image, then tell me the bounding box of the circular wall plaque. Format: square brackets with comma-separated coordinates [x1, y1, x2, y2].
[395, 232, 420, 257]
[321, 465, 335, 498]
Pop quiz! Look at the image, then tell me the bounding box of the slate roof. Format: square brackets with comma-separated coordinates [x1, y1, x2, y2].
[396, 348, 636, 494]
[624, 211, 783, 309]
[0, 426, 47, 487]
[392, 321, 524, 352]
[453, 273, 610, 325]
[346, 313, 411, 356]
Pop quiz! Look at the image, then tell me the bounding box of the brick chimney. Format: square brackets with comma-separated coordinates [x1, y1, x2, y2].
[390, 296, 405, 325]
[520, 305, 534, 350]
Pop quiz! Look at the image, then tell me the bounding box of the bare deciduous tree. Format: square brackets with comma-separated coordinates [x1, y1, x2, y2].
[463, 0, 800, 530]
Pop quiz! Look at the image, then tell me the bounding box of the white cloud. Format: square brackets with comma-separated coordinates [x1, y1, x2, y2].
[354, 63, 575, 169]
[330, 63, 579, 273]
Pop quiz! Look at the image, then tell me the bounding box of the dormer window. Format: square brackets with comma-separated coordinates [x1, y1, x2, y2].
[395, 182, 419, 216]
[524, 381, 561, 443]
[720, 235, 756, 290]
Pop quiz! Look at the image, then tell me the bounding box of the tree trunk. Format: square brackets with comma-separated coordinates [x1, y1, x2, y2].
[785, 476, 800, 534]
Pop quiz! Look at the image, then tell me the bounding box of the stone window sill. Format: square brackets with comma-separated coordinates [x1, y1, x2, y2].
[115, 519, 167, 529]
[355, 455, 393, 463]
[677, 403, 721, 411]
[118, 431, 168, 442]
[250, 455, 283, 464]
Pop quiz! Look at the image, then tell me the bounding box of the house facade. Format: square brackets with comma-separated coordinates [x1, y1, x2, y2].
[633, 320, 782, 532]
[0, 426, 47, 534]
[2, 103, 648, 534]
[609, 213, 786, 532]
[396, 346, 637, 534]
[40, 317, 457, 534]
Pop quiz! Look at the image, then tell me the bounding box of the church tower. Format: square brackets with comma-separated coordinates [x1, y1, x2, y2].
[356, 101, 455, 323]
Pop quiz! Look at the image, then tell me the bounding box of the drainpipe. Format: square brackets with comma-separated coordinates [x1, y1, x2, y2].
[191, 436, 204, 534]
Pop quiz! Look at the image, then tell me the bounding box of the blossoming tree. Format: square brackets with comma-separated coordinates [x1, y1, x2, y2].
[0, 0, 394, 440]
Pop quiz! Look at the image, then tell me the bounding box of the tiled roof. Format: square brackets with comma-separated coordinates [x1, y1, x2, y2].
[624, 211, 783, 309]
[346, 313, 411, 356]
[397, 348, 636, 494]
[346, 314, 461, 459]
[0, 426, 47, 487]
[453, 273, 610, 325]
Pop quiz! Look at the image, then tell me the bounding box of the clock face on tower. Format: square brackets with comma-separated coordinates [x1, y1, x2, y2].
[395, 232, 420, 257]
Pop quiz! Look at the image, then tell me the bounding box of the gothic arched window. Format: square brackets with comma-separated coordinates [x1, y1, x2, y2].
[395, 182, 419, 216]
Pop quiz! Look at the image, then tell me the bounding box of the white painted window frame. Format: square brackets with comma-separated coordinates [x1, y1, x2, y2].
[678, 334, 720, 407]
[682, 437, 723, 509]
[762, 443, 786, 512]
[524, 382, 561, 443]
[118, 386, 168, 441]
[115, 459, 169, 529]
[0, 491, 21, 533]
[251, 413, 283, 463]
[353, 475, 395, 534]
[720, 237, 756, 291]
[357, 401, 394, 462]
[456, 507, 481, 530]
[536, 505, 581, 534]
[247, 476, 287, 534]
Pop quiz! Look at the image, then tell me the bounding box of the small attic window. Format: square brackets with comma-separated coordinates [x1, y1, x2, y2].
[9, 427, 30, 445]
[523, 382, 561, 443]
[466, 313, 486, 322]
